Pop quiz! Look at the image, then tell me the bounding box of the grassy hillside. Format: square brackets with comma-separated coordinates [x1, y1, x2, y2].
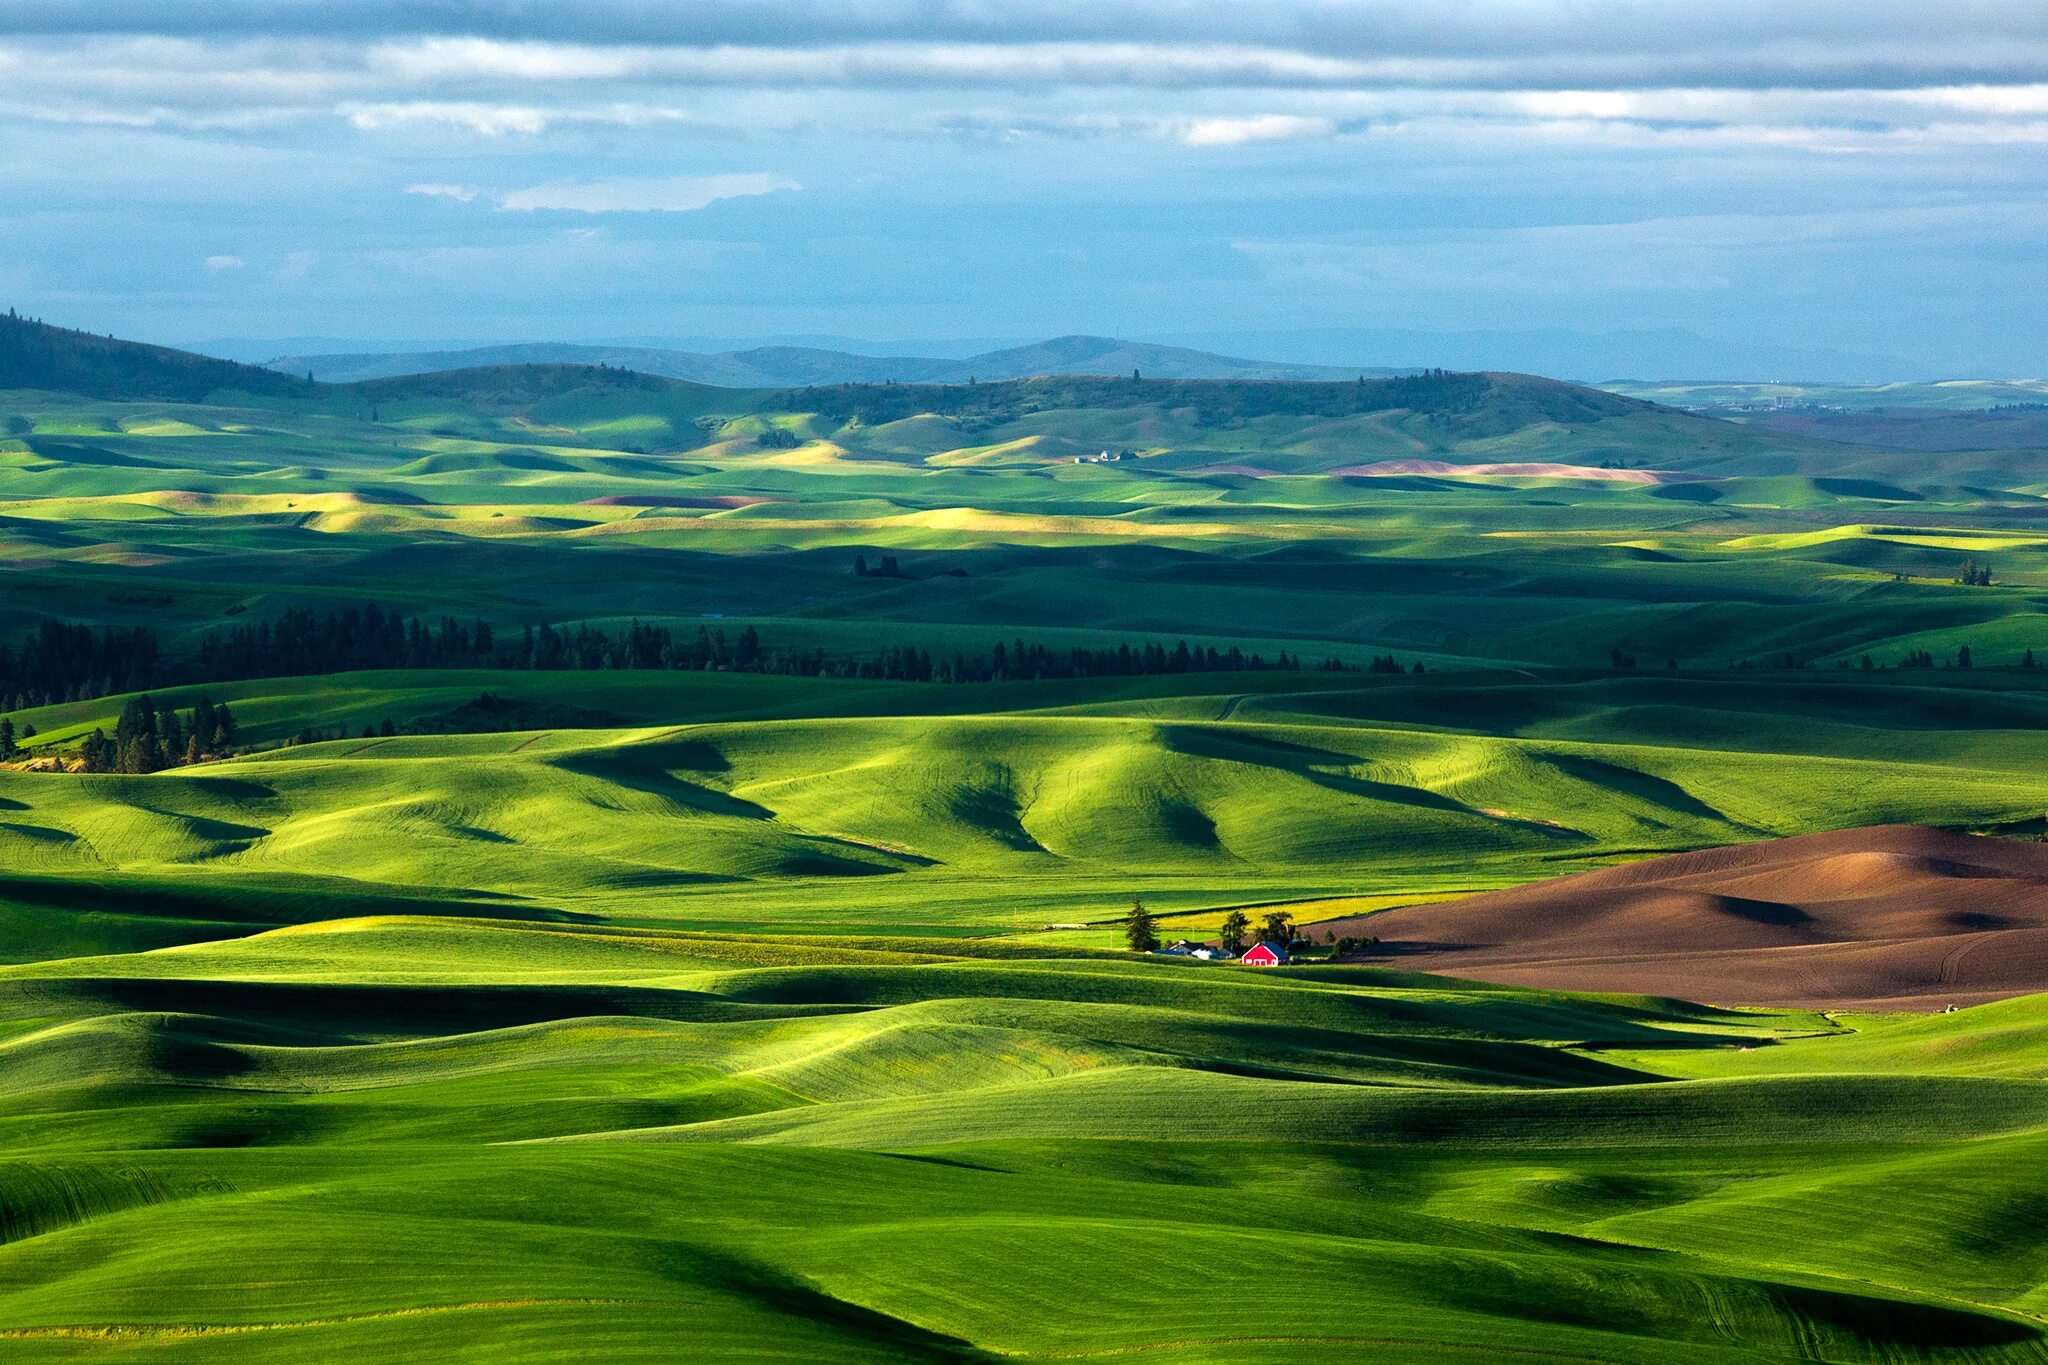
[2, 886, 2046, 1360]
[2, 320, 2048, 1358]
[0, 313, 317, 402]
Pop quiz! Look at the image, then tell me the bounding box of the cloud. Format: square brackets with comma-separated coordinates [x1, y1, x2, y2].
[406, 181, 478, 201]
[499, 172, 798, 213]
[204, 254, 245, 270]
[347, 100, 549, 135]
[1176, 113, 1334, 146]
[5, 4, 2047, 87]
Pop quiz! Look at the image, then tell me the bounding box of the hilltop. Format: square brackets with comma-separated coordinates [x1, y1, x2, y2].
[0, 311, 317, 402]
[1327, 825, 2048, 1008]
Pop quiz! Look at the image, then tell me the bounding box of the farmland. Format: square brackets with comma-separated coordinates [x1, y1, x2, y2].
[3, 320, 2048, 1359]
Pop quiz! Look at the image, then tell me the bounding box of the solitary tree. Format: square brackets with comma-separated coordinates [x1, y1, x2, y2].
[0, 717, 15, 761]
[1124, 897, 1161, 953]
[1218, 909, 1250, 953]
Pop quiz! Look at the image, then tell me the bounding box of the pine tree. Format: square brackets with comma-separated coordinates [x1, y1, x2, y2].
[1123, 898, 1161, 953]
[0, 716, 14, 760]
[78, 727, 114, 773]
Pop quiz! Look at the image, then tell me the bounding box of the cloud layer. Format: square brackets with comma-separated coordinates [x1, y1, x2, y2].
[0, 3, 2043, 373]
[499, 173, 798, 213]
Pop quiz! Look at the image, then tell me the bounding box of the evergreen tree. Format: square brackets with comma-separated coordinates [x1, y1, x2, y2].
[78, 728, 115, 773]
[114, 693, 155, 748]
[1123, 898, 1161, 953]
[0, 716, 14, 760]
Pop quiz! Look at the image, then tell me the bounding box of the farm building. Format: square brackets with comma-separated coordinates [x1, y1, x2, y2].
[1239, 942, 1289, 967]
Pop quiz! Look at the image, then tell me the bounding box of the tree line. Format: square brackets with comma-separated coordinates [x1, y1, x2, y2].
[0, 604, 1361, 714]
[74, 695, 237, 774]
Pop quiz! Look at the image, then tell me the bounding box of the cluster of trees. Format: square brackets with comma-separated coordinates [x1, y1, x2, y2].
[1328, 934, 1381, 955]
[935, 639, 1327, 683]
[1365, 654, 1425, 675]
[196, 604, 504, 678]
[1897, 646, 1977, 669]
[853, 554, 908, 579]
[787, 370, 1493, 430]
[1126, 903, 1303, 956]
[1957, 558, 1996, 587]
[852, 554, 967, 582]
[75, 695, 236, 773]
[0, 621, 163, 709]
[1221, 909, 1300, 952]
[0, 716, 36, 760]
[4, 605, 1347, 706]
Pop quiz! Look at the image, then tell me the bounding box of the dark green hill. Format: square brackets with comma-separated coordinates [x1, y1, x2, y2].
[777, 370, 1515, 425]
[0, 310, 317, 402]
[0, 315, 1829, 474]
[347, 362, 713, 408]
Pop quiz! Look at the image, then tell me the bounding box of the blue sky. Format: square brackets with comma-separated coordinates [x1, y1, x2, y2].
[3, 2, 2046, 376]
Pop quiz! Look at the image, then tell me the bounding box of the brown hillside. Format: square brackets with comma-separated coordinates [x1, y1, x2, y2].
[1323, 825, 2048, 1009]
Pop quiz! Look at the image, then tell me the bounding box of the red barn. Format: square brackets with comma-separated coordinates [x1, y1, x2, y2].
[1239, 942, 1289, 967]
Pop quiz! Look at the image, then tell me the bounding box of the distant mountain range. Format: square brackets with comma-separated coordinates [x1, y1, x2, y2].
[222, 325, 1945, 387]
[263, 335, 1400, 387]
[1153, 327, 1928, 386]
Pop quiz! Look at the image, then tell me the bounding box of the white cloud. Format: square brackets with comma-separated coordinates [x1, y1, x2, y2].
[204, 254, 245, 270]
[406, 181, 478, 201]
[499, 172, 798, 213]
[347, 101, 550, 135]
[1176, 114, 1335, 146]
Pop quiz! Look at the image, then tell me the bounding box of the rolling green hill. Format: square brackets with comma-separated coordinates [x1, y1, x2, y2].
[0, 312, 318, 403]
[3, 317, 2048, 1358]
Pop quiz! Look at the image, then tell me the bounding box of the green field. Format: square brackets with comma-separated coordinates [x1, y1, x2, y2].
[3, 327, 2048, 1358]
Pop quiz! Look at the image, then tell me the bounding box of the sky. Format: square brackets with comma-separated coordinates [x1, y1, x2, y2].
[3, 2, 2047, 377]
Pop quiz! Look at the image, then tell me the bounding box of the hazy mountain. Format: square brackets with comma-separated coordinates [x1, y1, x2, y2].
[1148, 326, 1927, 385]
[265, 335, 1393, 387]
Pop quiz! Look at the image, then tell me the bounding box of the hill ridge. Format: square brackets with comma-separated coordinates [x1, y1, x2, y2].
[263, 332, 1402, 386]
